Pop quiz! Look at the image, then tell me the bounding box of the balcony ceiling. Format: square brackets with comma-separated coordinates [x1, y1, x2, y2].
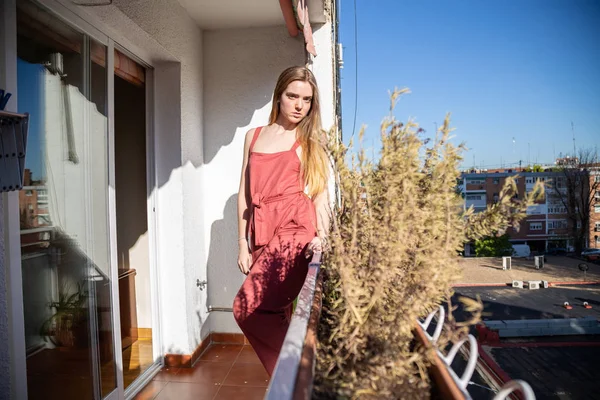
[176, 0, 326, 30]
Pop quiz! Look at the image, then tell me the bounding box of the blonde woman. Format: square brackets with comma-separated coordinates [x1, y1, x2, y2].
[233, 66, 330, 375]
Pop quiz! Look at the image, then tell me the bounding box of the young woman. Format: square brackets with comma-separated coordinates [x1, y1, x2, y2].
[233, 66, 330, 375]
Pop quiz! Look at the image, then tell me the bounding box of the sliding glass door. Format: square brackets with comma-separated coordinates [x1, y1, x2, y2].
[16, 1, 118, 398]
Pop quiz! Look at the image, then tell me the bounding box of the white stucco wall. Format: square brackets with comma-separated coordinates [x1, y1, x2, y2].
[310, 22, 336, 133]
[202, 27, 307, 334]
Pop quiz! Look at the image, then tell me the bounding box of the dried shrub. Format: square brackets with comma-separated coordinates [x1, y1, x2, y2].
[314, 89, 543, 399]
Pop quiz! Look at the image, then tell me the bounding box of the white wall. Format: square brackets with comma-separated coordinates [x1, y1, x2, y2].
[311, 21, 336, 133]
[202, 26, 304, 334]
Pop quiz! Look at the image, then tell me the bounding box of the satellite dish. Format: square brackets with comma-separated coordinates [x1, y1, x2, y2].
[578, 263, 589, 272]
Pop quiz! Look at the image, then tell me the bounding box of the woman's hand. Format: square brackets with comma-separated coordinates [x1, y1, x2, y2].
[304, 236, 324, 259]
[238, 241, 252, 275]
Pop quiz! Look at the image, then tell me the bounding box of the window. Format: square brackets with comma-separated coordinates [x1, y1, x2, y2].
[577, 221, 581, 229]
[466, 179, 485, 185]
[466, 195, 483, 201]
[548, 220, 568, 229]
[526, 177, 534, 184]
[493, 178, 500, 184]
[25, 190, 32, 196]
[529, 222, 542, 231]
[595, 222, 600, 232]
[548, 206, 567, 214]
[27, 204, 33, 211]
[595, 205, 600, 213]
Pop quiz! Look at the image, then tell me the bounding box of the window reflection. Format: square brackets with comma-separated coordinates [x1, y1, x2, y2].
[17, 1, 116, 398]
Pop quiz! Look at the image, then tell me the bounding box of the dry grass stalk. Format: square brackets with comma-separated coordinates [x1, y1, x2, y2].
[314, 88, 544, 399]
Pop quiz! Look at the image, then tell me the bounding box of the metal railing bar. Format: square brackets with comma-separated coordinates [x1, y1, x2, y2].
[265, 251, 322, 400]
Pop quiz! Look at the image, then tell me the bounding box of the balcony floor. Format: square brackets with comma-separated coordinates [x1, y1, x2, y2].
[134, 344, 269, 400]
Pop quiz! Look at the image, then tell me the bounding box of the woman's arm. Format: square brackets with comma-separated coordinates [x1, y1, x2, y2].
[237, 129, 255, 274]
[312, 188, 331, 241]
[304, 187, 331, 259]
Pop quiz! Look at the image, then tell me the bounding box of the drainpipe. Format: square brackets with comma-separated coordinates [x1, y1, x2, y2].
[279, 0, 299, 37]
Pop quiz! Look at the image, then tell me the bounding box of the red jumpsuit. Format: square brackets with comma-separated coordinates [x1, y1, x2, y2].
[233, 126, 317, 375]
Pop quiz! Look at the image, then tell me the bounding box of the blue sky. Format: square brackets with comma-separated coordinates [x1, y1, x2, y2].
[339, 0, 600, 169]
[17, 59, 45, 181]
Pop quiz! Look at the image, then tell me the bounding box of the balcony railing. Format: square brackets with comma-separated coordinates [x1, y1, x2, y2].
[267, 256, 536, 400]
[266, 251, 323, 399]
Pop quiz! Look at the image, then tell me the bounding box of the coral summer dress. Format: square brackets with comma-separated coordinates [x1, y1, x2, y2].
[233, 126, 317, 375]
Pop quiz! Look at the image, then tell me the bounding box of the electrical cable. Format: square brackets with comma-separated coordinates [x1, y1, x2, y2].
[351, 0, 358, 138]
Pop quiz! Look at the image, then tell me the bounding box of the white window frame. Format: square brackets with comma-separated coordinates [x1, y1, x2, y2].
[529, 222, 542, 231]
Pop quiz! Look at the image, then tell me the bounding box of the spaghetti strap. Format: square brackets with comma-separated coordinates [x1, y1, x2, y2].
[249, 126, 263, 153]
[290, 140, 301, 152]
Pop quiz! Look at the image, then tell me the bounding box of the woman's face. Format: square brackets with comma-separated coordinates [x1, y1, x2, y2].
[279, 80, 313, 124]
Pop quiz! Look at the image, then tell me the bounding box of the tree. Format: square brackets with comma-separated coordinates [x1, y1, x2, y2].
[550, 148, 600, 254]
[523, 164, 544, 173]
[474, 233, 513, 257]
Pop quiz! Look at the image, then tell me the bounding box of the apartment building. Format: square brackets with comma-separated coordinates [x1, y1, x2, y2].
[461, 168, 600, 252]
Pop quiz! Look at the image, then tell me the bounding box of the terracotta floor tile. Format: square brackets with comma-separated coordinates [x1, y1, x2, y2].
[168, 361, 232, 384]
[133, 380, 168, 400]
[154, 382, 220, 400]
[199, 344, 243, 363]
[152, 367, 180, 381]
[235, 345, 262, 364]
[214, 385, 268, 400]
[223, 363, 270, 387]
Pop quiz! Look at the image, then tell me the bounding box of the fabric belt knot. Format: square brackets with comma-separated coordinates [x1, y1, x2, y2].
[250, 191, 304, 247]
[252, 192, 264, 209]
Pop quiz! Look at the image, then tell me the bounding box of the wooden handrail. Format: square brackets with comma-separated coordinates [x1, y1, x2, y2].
[414, 323, 467, 400]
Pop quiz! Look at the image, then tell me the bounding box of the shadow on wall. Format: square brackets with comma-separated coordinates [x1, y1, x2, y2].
[202, 27, 304, 164]
[206, 195, 246, 314]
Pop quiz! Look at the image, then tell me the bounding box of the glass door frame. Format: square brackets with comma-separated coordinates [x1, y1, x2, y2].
[5, 0, 163, 398]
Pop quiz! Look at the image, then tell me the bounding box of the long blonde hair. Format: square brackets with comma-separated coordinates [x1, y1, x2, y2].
[269, 66, 329, 198]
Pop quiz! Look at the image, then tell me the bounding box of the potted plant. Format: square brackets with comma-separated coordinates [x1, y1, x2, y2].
[40, 281, 89, 348]
[314, 89, 543, 398]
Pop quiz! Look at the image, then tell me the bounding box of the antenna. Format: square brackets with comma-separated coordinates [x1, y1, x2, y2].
[572, 121, 576, 157]
[512, 137, 516, 160]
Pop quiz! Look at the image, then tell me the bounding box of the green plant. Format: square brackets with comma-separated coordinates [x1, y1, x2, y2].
[474, 233, 513, 257]
[315, 88, 543, 399]
[40, 281, 89, 348]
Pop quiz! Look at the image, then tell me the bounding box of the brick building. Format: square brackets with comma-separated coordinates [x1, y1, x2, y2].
[18, 168, 49, 229]
[461, 167, 600, 252]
